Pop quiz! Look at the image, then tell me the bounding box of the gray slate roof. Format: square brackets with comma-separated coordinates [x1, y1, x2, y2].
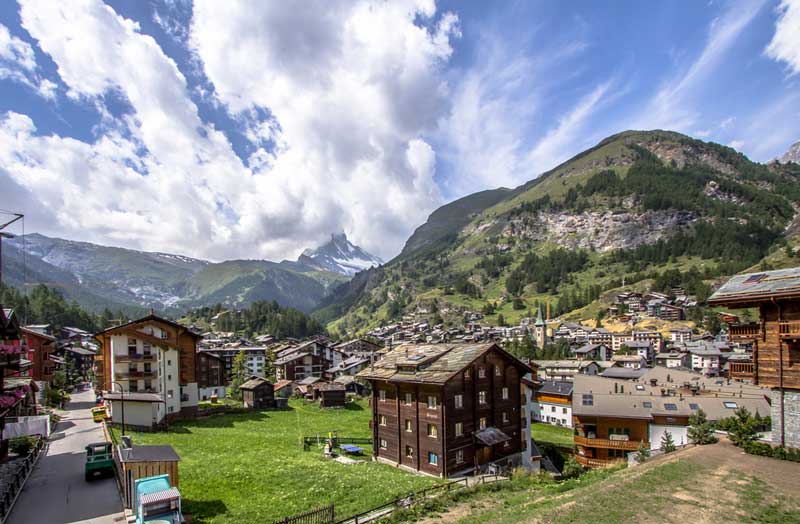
[709, 267, 800, 305]
[119, 445, 180, 463]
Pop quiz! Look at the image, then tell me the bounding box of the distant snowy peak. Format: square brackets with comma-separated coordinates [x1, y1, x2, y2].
[299, 233, 383, 276]
[781, 141, 800, 164]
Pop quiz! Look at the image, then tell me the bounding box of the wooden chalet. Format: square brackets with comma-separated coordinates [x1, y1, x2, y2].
[240, 376, 274, 409]
[313, 382, 347, 408]
[20, 327, 56, 385]
[709, 268, 800, 448]
[357, 343, 532, 478]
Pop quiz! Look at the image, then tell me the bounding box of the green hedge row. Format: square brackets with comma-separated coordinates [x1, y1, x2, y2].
[742, 441, 800, 462]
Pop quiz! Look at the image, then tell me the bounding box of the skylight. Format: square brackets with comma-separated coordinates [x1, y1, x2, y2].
[724, 401, 738, 409]
[582, 394, 594, 406]
[744, 273, 766, 284]
[689, 403, 699, 410]
[642, 401, 652, 408]
[664, 403, 678, 411]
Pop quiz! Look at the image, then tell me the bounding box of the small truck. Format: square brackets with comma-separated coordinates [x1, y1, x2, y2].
[84, 442, 114, 481]
[133, 474, 183, 524]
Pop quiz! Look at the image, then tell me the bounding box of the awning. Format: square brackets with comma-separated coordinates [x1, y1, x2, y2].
[474, 426, 511, 446]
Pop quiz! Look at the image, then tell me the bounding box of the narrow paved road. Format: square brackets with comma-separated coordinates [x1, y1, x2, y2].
[8, 389, 126, 524]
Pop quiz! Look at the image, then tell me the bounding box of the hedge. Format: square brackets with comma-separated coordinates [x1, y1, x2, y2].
[741, 441, 800, 462]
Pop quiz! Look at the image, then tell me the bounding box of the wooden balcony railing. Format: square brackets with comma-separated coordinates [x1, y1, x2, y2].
[574, 435, 645, 451]
[728, 323, 761, 339]
[729, 362, 754, 379]
[779, 321, 800, 339]
[574, 455, 626, 468]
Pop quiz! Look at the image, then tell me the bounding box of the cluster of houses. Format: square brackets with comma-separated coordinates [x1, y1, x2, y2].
[608, 289, 697, 322]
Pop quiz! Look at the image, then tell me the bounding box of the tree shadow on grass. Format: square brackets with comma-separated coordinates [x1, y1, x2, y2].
[169, 411, 271, 432]
[185, 498, 228, 521]
[343, 402, 364, 412]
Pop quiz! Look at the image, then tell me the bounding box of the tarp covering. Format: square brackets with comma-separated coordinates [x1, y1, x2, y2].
[4, 415, 51, 438]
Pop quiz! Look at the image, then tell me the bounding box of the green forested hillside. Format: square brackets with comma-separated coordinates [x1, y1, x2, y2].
[318, 130, 800, 337]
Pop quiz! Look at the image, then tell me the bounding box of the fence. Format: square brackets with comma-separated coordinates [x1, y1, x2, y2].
[273, 504, 335, 524]
[0, 435, 45, 524]
[275, 475, 508, 524]
[301, 436, 373, 451]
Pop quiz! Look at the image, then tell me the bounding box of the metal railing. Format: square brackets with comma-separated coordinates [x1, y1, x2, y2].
[0, 436, 45, 523]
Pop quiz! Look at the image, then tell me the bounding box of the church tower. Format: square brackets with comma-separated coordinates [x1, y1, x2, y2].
[534, 305, 546, 349]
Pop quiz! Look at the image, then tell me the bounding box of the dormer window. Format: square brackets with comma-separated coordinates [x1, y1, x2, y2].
[478, 367, 486, 378]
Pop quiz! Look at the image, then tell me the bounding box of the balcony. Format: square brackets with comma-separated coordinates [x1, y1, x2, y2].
[574, 435, 645, 451]
[729, 361, 755, 381]
[779, 321, 800, 339]
[728, 323, 761, 341]
[115, 353, 156, 363]
[575, 455, 626, 468]
[114, 370, 156, 380]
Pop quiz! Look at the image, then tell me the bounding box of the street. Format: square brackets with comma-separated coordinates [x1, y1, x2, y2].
[8, 389, 126, 524]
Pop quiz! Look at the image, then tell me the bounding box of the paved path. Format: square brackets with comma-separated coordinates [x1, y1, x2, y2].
[8, 389, 126, 524]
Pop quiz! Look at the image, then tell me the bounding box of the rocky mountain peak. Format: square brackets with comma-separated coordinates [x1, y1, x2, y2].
[298, 233, 383, 277]
[781, 140, 800, 164]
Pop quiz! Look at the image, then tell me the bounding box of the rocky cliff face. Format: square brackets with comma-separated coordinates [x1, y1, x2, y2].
[782, 141, 800, 164]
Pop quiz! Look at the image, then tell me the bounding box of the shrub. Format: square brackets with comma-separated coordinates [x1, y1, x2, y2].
[9, 436, 37, 456]
[688, 409, 717, 445]
[635, 442, 651, 464]
[726, 407, 758, 446]
[561, 456, 585, 479]
[741, 441, 800, 462]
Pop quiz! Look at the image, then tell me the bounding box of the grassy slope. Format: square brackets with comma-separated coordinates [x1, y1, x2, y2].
[115, 399, 440, 524]
[529, 423, 573, 447]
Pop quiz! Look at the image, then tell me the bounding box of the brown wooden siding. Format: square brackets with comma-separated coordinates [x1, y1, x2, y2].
[758, 302, 800, 390]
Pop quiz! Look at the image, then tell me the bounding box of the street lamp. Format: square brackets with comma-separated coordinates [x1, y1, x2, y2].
[110, 381, 125, 437]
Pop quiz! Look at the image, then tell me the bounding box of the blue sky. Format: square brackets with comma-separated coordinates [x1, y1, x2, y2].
[0, 0, 798, 261]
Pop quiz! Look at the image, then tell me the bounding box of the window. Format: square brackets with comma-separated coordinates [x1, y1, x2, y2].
[405, 392, 413, 405]
[167, 374, 172, 381]
[609, 448, 625, 458]
[464, 369, 471, 380]
[502, 411, 509, 423]
[635, 384, 645, 391]
[427, 424, 438, 438]
[723, 401, 738, 409]
[456, 449, 464, 464]
[405, 419, 413, 432]
[478, 367, 486, 378]
[479, 417, 487, 430]
[455, 394, 463, 409]
[478, 391, 487, 405]
[379, 389, 387, 402]
[379, 415, 387, 426]
[502, 387, 509, 400]
[428, 452, 439, 466]
[427, 396, 438, 409]
[128, 338, 137, 352]
[495, 366, 502, 376]
[167, 360, 172, 366]
[167, 390, 174, 399]
[142, 342, 151, 355]
[379, 439, 388, 449]
[405, 446, 414, 458]
[582, 394, 593, 406]
[551, 406, 556, 412]
[455, 422, 463, 437]
[642, 401, 652, 408]
[664, 403, 678, 411]
[689, 403, 699, 410]
[562, 407, 568, 414]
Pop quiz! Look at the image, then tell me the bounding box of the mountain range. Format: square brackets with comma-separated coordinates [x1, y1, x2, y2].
[5, 130, 800, 331]
[2, 232, 379, 313]
[316, 130, 800, 336]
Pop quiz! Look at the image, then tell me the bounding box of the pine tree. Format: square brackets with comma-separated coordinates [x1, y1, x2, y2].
[661, 431, 676, 453]
[230, 349, 249, 401]
[635, 441, 651, 464]
[728, 407, 758, 446]
[688, 409, 717, 445]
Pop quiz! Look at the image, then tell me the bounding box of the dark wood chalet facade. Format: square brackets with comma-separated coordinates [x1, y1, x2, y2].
[709, 268, 800, 448]
[357, 343, 531, 478]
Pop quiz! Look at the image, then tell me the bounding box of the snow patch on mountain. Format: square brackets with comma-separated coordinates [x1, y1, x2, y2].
[298, 233, 383, 276]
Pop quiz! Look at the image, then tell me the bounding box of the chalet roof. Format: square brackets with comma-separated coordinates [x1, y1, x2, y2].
[104, 392, 164, 403]
[314, 383, 346, 392]
[532, 360, 598, 370]
[600, 368, 646, 379]
[95, 314, 202, 339]
[296, 376, 321, 385]
[274, 351, 310, 366]
[64, 345, 95, 356]
[474, 426, 511, 446]
[572, 370, 770, 421]
[20, 327, 56, 342]
[621, 341, 651, 349]
[611, 355, 646, 362]
[119, 445, 180, 463]
[687, 346, 722, 357]
[537, 381, 573, 396]
[357, 343, 531, 385]
[574, 344, 605, 354]
[240, 377, 273, 390]
[708, 267, 800, 306]
[273, 380, 293, 391]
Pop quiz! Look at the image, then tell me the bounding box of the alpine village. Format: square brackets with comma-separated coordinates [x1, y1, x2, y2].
[2, 3, 800, 524]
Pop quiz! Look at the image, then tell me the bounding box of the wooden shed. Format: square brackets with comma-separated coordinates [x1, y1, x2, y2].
[240, 376, 274, 409]
[116, 445, 180, 509]
[315, 383, 346, 408]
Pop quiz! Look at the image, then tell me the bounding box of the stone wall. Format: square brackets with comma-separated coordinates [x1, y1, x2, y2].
[771, 389, 800, 449]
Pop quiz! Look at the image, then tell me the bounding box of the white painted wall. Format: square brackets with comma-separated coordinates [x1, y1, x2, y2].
[199, 386, 226, 400]
[110, 400, 158, 429]
[531, 401, 572, 428]
[649, 424, 688, 450]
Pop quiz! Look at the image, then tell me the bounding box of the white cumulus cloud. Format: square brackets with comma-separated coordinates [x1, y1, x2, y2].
[765, 0, 800, 76]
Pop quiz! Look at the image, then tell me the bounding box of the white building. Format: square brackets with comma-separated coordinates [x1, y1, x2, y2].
[529, 381, 573, 428]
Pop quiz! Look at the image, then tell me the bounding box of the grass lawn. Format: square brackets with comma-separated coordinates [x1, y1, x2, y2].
[529, 423, 574, 447]
[112, 399, 442, 524]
